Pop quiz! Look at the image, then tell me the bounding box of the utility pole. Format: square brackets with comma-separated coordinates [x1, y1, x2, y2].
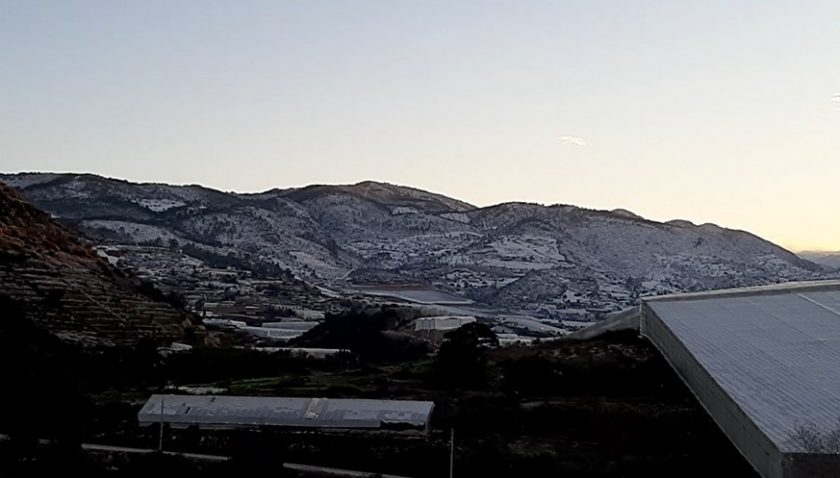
[158, 397, 165, 452]
[449, 428, 455, 478]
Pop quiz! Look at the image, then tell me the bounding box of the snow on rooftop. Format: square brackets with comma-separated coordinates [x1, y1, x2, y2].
[645, 279, 840, 303]
[644, 281, 840, 453]
[414, 316, 476, 331]
[138, 395, 434, 430]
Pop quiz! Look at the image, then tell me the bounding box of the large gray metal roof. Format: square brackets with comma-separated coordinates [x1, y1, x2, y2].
[138, 394, 434, 429]
[646, 282, 840, 453]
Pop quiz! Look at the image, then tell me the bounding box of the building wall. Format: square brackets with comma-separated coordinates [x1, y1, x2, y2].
[783, 453, 840, 478]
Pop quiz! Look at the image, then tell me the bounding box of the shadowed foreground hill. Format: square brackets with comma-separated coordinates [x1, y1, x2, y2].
[0, 182, 203, 347]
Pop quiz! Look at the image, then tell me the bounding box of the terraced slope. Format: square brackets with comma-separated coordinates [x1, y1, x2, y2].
[0, 183, 202, 347]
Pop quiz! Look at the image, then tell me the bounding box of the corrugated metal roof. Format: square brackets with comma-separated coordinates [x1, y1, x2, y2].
[137, 395, 434, 429]
[646, 284, 840, 453]
[645, 279, 840, 302]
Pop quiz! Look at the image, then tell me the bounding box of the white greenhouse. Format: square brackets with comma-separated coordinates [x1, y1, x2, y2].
[138, 394, 434, 433]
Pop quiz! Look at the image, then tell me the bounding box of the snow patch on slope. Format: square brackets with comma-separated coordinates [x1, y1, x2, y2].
[134, 198, 186, 212]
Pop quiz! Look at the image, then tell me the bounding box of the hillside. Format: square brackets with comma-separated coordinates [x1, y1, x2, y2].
[0, 182, 203, 347]
[798, 251, 840, 271]
[1, 172, 828, 324]
[276, 180, 476, 213]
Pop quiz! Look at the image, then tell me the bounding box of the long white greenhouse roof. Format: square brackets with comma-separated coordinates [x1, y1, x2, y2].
[138, 394, 434, 429]
[645, 281, 840, 453]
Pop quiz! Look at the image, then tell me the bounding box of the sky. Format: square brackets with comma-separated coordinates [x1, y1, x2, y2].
[1, 1, 839, 251]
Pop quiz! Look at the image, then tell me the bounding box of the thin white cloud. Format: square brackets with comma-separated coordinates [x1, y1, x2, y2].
[833, 92, 840, 111]
[558, 135, 588, 147]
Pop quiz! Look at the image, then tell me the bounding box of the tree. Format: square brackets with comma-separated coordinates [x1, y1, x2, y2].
[434, 322, 498, 387]
[293, 309, 429, 363]
[788, 420, 840, 477]
[790, 420, 840, 453]
[502, 355, 563, 397]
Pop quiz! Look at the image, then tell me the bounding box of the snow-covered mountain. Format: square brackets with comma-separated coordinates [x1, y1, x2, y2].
[798, 251, 840, 271]
[1, 172, 828, 320]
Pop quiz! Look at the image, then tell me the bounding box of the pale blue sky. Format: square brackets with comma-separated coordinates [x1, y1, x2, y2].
[2, 1, 839, 250]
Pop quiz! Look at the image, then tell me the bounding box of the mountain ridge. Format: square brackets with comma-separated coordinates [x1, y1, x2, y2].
[797, 251, 840, 271]
[6, 171, 789, 241]
[1, 172, 828, 322]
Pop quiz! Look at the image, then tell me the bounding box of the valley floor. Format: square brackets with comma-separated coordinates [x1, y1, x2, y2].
[0, 331, 759, 478]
